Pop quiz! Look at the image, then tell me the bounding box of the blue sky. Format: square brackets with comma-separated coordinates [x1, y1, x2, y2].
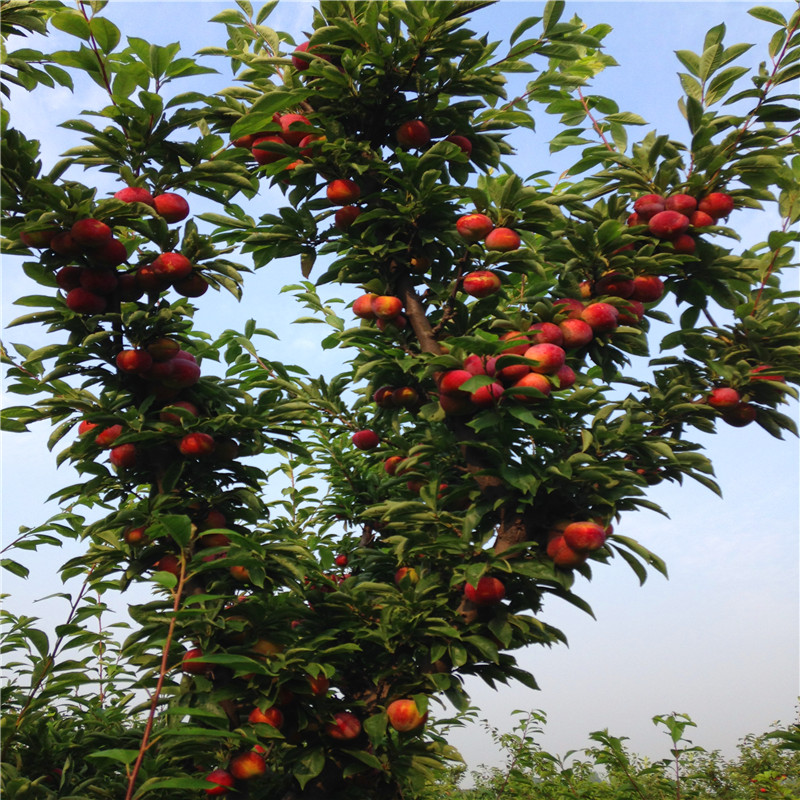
[1, 0, 798, 773]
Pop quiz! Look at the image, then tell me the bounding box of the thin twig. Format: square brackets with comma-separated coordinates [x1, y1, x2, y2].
[577, 87, 614, 153]
[752, 215, 793, 314]
[77, 2, 128, 136]
[705, 17, 799, 186]
[123, 556, 189, 800]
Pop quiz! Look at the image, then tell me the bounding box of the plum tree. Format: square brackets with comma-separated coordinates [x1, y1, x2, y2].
[1, 2, 798, 800]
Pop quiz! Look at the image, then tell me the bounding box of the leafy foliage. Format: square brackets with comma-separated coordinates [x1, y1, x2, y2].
[1, 1, 798, 798]
[421, 709, 800, 800]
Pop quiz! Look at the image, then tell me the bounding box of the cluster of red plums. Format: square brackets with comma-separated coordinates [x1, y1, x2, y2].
[545, 519, 612, 568]
[23, 183, 240, 500]
[453, 212, 523, 298]
[19, 187, 201, 316]
[216, 62, 469, 792]
[232, 110, 315, 173]
[134, 504, 251, 583]
[432, 286, 659, 416]
[351, 291, 408, 331]
[628, 190, 735, 255]
[705, 366, 786, 427]
[372, 384, 423, 410]
[194, 664, 426, 794]
[74, 335, 220, 471]
[388, 519, 609, 607]
[337, 187, 749, 581]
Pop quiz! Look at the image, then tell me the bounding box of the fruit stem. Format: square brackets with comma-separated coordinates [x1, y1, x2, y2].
[752, 215, 792, 315]
[493, 507, 529, 557]
[243, 10, 278, 58]
[96, 590, 106, 706]
[394, 269, 531, 569]
[705, 16, 799, 186]
[123, 556, 189, 800]
[78, 3, 128, 136]
[0, 342, 39, 380]
[359, 523, 374, 547]
[431, 252, 471, 337]
[577, 87, 615, 154]
[396, 273, 441, 355]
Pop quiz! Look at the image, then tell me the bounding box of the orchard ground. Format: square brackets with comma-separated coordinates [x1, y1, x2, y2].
[1, 0, 798, 777]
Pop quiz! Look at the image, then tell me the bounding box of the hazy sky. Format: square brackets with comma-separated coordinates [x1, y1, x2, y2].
[1, 0, 798, 774]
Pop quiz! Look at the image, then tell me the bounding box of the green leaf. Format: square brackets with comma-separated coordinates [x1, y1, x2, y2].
[14, 294, 60, 308]
[768, 28, 787, 59]
[773, 63, 800, 87]
[50, 10, 91, 40]
[185, 653, 261, 671]
[747, 6, 787, 26]
[688, 472, 723, 496]
[464, 634, 500, 662]
[150, 515, 193, 548]
[542, 1, 565, 33]
[151, 570, 178, 589]
[47, 419, 75, 452]
[509, 15, 542, 46]
[148, 42, 179, 80]
[613, 546, 648, 585]
[675, 49, 700, 76]
[87, 748, 141, 764]
[135, 776, 224, 792]
[449, 642, 467, 668]
[705, 66, 750, 105]
[685, 95, 704, 132]
[301, 251, 315, 278]
[613, 535, 668, 578]
[500, 664, 540, 691]
[343, 747, 383, 769]
[363, 710, 388, 745]
[294, 747, 325, 790]
[90, 17, 120, 53]
[24, 343, 67, 364]
[138, 89, 163, 117]
[230, 93, 305, 138]
[703, 22, 726, 53]
[157, 726, 231, 739]
[209, 9, 245, 24]
[679, 72, 702, 101]
[609, 122, 627, 153]
[43, 64, 74, 90]
[1, 417, 29, 432]
[1, 558, 29, 578]
[604, 112, 647, 125]
[256, 1, 278, 24]
[698, 43, 723, 82]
